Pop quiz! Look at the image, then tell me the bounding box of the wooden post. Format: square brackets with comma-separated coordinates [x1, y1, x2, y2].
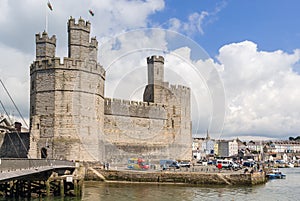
[74, 179, 78, 196]
[78, 179, 83, 196]
[27, 181, 31, 199]
[15, 181, 19, 199]
[46, 179, 50, 196]
[60, 179, 64, 197]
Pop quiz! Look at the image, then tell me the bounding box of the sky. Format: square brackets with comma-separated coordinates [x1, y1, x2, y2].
[0, 0, 300, 140]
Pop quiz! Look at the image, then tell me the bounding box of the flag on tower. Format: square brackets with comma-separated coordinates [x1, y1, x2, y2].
[89, 9, 94, 16]
[47, 1, 53, 11]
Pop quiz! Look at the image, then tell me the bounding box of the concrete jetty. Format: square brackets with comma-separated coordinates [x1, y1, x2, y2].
[85, 168, 266, 186]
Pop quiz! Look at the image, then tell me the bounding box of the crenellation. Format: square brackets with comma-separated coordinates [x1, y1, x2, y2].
[30, 18, 191, 163]
[131, 101, 138, 105]
[147, 55, 164, 64]
[68, 17, 91, 33]
[35, 32, 56, 45]
[35, 31, 56, 60]
[30, 57, 105, 77]
[123, 100, 130, 105]
[104, 98, 166, 108]
[168, 83, 191, 93]
[104, 97, 167, 119]
[163, 82, 169, 88]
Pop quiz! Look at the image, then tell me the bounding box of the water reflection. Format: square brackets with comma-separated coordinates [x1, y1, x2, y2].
[0, 169, 298, 201]
[82, 168, 299, 201]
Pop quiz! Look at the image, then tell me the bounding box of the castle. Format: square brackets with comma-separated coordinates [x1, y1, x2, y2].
[28, 17, 191, 163]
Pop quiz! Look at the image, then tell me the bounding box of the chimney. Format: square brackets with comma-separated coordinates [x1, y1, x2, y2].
[14, 122, 22, 132]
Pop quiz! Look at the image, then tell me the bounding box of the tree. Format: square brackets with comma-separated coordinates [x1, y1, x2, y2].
[289, 137, 295, 141]
[289, 136, 300, 141]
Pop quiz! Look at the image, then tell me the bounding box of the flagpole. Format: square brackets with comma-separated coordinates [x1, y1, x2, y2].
[45, 1, 48, 32]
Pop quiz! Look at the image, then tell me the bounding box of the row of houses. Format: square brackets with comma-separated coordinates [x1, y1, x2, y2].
[192, 133, 300, 159]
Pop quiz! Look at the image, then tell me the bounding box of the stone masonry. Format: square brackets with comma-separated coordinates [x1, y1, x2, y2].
[29, 17, 192, 164]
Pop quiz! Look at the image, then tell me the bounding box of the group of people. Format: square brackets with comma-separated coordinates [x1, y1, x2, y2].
[103, 162, 110, 170]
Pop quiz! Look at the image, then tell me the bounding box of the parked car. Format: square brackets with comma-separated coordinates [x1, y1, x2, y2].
[216, 159, 241, 170]
[207, 160, 216, 165]
[231, 162, 242, 170]
[196, 160, 208, 165]
[178, 161, 191, 168]
[243, 161, 256, 167]
[160, 160, 180, 170]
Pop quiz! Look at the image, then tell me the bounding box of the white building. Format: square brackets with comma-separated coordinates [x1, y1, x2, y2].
[228, 139, 238, 156]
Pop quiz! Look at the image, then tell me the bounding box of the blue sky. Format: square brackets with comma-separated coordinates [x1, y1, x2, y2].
[156, 0, 300, 57]
[0, 0, 300, 139]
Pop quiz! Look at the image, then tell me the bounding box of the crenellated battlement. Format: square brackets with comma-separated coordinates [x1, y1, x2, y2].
[104, 97, 167, 119]
[29, 18, 192, 162]
[30, 57, 105, 77]
[35, 31, 56, 45]
[105, 97, 166, 108]
[147, 55, 164, 64]
[68, 17, 90, 33]
[168, 84, 190, 93]
[35, 31, 56, 60]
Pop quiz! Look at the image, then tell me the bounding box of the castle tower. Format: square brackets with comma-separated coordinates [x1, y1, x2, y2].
[142, 55, 191, 160]
[147, 55, 164, 86]
[29, 18, 105, 161]
[143, 55, 166, 103]
[68, 17, 98, 64]
[35, 31, 56, 60]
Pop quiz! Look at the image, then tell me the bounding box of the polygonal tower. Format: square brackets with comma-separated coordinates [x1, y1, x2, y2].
[29, 17, 106, 161]
[143, 55, 166, 104]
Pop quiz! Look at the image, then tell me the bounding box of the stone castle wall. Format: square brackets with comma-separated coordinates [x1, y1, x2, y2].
[104, 98, 167, 119]
[103, 82, 192, 162]
[29, 17, 192, 163]
[29, 18, 106, 162]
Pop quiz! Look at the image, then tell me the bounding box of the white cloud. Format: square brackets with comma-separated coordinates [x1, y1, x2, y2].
[0, 43, 31, 123]
[0, 0, 165, 128]
[217, 41, 300, 138]
[1, 0, 300, 140]
[185, 12, 209, 35]
[163, 1, 227, 36]
[165, 12, 209, 36]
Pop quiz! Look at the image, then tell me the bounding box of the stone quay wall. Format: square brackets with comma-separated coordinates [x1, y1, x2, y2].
[85, 169, 266, 186]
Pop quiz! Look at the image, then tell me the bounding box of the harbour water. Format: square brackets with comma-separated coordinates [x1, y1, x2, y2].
[81, 168, 299, 201]
[3, 168, 300, 200]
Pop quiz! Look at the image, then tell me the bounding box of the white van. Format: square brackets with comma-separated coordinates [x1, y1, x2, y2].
[216, 160, 240, 169]
[216, 160, 231, 168]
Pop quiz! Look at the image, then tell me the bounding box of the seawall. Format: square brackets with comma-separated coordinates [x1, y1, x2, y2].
[85, 169, 266, 186]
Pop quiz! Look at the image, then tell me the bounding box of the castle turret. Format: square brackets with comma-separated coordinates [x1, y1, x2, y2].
[143, 55, 166, 103]
[147, 55, 164, 86]
[68, 17, 98, 63]
[35, 31, 56, 60]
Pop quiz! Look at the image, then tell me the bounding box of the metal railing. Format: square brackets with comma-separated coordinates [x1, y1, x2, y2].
[0, 158, 75, 172]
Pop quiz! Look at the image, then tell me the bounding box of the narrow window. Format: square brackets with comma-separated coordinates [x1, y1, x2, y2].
[41, 147, 47, 158]
[31, 81, 35, 90]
